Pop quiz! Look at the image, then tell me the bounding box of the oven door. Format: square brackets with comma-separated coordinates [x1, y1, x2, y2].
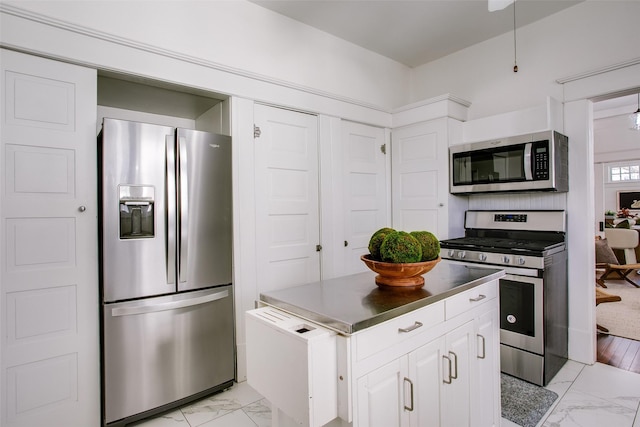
[499, 274, 544, 355]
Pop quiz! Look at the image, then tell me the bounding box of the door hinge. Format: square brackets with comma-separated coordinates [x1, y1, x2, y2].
[316, 244, 322, 252]
[380, 143, 386, 154]
[254, 125, 261, 138]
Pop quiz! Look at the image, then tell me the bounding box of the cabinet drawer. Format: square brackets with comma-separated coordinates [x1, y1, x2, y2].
[445, 280, 497, 320]
[354, 301, 444, 361]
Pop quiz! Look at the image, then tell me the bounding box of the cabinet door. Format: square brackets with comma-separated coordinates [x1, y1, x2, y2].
[254, 104, 321, 292]
[391, 119, 448, 237]
[441, 321, 475, 427]
[474, 307, 501, 427]
[356, 358, 409, 427]
[408, 336, 445, 427]
[341, 121, 388, 275]
[0, 49, 99, 427]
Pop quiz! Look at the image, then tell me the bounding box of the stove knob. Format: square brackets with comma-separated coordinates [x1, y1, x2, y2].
[479, 253, 487, 262]
[458, 251, 466, 259]
[448, 250, 456, 257]
[516, 257, 526, 266]
[502, 256, 510, 264]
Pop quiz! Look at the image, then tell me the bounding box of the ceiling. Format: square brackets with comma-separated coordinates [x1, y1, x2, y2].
[251, 0, 639, 115]
[251, 0, 582, 68]
[97, 0, 638, 119]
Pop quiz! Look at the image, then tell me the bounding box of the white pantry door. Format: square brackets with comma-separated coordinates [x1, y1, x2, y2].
[341, 121, 388, 275]
[391, 118, 449, 238]
[0, 49, 99, 427]
[254, 104, 321, 292]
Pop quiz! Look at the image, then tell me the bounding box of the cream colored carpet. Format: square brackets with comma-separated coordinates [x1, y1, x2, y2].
[596, 279, 640, 341]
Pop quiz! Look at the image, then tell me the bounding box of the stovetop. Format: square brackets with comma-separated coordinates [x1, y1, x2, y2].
[439, 210, 566, 268]
[439, 236, 565, 254]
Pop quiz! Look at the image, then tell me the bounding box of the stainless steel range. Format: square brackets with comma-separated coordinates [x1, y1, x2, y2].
[440, 210, 567, 386]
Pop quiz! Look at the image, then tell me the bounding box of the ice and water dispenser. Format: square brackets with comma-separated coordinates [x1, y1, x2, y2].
[118, 185, 155, 239]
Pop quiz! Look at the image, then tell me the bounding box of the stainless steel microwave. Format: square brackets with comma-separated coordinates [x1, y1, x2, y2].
[449, 130, 568, 194]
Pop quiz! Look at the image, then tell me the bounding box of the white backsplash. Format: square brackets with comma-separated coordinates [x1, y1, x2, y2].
[468, 193, 568, 212]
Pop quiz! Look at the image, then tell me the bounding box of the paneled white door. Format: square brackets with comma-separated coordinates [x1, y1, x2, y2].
[254, 104, 320, 292]
[391, 119, 449, 238]
[0, 49, 99, 427]
[341, 121, 388, 275]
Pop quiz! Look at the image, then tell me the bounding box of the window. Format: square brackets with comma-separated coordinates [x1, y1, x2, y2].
[609, 163, 640, 182]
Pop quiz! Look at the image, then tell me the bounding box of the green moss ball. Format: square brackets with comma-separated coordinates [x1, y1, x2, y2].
[368, 227, 396, 260]
[410, 231, 441, 261]
[380, 231, 422, 263]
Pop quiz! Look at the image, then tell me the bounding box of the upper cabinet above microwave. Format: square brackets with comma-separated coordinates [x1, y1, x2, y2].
[449, 130, 568, 194]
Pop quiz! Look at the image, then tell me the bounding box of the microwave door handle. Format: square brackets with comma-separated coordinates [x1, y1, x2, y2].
[165, 135, 176, 285]
[177, 136, 189, 283]
[524, 143, 533, 180]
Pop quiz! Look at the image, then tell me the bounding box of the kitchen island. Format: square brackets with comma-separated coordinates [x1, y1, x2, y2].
[246, 260, 504, 427]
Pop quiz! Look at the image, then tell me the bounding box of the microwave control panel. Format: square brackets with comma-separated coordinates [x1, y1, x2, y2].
[532, 140, 549, 180]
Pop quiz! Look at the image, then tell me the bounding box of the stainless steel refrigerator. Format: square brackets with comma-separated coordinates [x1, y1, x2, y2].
[98, 118, 235, 427]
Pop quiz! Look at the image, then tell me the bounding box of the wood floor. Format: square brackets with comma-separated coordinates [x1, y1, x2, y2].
[597, 333, 640, 374]
[595, 269, 640, 373]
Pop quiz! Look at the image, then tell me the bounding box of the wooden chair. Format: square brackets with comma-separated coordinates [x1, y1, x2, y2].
[595, 287, 622, 333]
[596, 229, 640, 288]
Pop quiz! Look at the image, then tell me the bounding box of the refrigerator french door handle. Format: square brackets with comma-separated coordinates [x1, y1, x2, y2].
[166, 135, 176, 285]
[178, 136, 189, 283]
[110, 289, 229, 317]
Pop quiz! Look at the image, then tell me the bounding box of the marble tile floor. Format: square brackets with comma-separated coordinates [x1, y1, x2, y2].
[133, 360, 640, 427]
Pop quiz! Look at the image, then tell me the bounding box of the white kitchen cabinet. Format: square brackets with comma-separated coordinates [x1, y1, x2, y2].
[391, 117, 468, 240]
[357, 321, 477, 427]
[352, 280, 499, 427]
[248, 267, 503, 427]
[356, 358, 407, 427]
[474, 307, 501, 427]
[439, 320, 475, 426]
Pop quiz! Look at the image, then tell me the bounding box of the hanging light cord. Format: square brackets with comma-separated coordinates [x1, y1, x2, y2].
[513, 1, 518, 72]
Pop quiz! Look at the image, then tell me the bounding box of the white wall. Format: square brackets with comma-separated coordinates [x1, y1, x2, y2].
[593, 111, 640, 229]
[3, 0, 410, 111]
[594, 114, 640, 164]
[410, 1, 640, 119]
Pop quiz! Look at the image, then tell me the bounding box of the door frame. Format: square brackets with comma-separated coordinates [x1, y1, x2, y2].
[559, 61, 640, 364]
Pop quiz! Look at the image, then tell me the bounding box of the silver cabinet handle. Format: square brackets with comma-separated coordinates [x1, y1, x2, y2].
[398, 321, 423, 333]
[78, 206, 86, 212]
[111, 289, 228, 316]
[449, 351, 458, 379]
[477, 334, 486, 359]
[469, 294, 486, 302]
[443, 354, 452, 384]
[403, 377, 414, 411]
[166, 135, 176, 285]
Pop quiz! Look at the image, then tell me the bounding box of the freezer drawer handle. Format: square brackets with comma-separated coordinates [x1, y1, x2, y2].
[111, 289, 229, 317]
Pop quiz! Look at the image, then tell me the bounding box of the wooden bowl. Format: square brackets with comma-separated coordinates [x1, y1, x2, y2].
[361, 254, 441, 289]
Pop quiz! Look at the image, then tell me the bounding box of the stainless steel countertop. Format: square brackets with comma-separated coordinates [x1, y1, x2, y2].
[259, 260, 504, 334]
